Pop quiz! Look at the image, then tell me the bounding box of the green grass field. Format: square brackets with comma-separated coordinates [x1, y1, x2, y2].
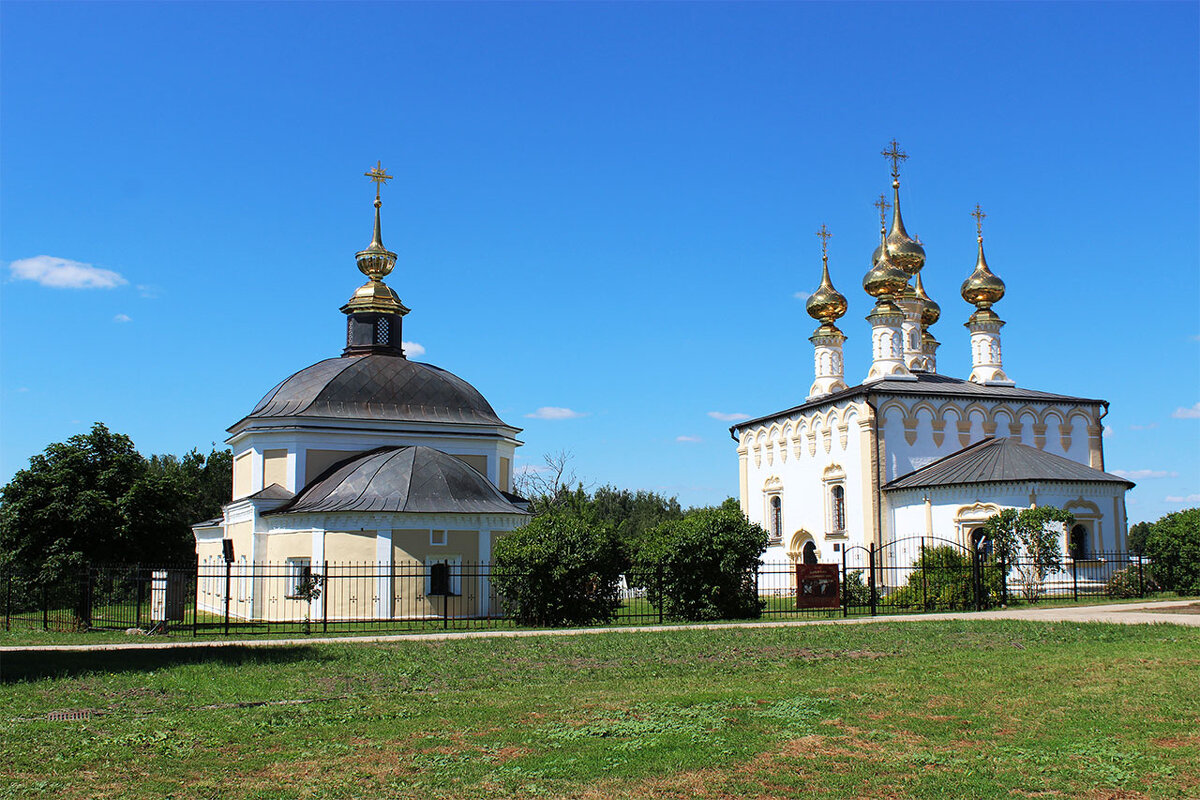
[2, 619, 1198, 799]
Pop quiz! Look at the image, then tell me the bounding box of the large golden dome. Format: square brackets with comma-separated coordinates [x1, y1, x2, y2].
[806, 261, 848, 325]
[863, 228, 909, 301]
[960, 235, 1005, 309]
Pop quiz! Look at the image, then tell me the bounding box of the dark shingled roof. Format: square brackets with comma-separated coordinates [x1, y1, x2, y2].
[247, 484, 294, 501]
[266, 446, 528, 516]
[732, 373, 1104, 434]
[234, 355, 507, 430]
[883, 437, 1134, 492]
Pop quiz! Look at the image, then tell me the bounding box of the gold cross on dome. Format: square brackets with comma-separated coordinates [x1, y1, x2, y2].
[971, 203, 987, 237]
[874, 193, 891, 229]
[364, 160, 393, 201]
[881, 139, 908, 178]
[815, 223, 832, 261]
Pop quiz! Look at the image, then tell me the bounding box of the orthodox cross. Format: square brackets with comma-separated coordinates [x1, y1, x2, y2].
[815, 223, 832, 263]
[874, 194, 890, 230]
[971, 203, 987, 238]
[364, 160, 393, 202]
[881, 139, 907, 178]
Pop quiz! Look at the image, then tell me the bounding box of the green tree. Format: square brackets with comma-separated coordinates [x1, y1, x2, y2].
[985, 505, 1073, 603]
[491, 508, 624, 627]
[1144, 508, 1200, 595]
[1127, 521, 1152, 556]
[634, 505, 769, 621]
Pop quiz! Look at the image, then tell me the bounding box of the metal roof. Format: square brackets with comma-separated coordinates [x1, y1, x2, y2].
[233, 354, 508, 430]
[731, 373, 1104, 434]
[247, 484, 295, 501]
[882, 437, 1134, 492]
[266, 446, 529, 516]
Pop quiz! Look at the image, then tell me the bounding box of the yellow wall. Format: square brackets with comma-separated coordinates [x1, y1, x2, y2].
[324, 530, 377, 562]
[263, 449, 288, 489]
[232, 452, 252, 499]
[305, 449, 362, 483]
[194, 530, 223, 562]
[263, 531, 311, 562]
[393, 529, 477, 563]
[454, 454, 488, 477]
[499, 457, 511, 492]
[225, 521, 253, 562]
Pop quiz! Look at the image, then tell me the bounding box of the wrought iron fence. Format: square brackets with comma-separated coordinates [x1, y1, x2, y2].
[1, 547, 1156, 637]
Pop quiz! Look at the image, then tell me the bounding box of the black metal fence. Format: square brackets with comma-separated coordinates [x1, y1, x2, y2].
[1, 545, 1156, 637]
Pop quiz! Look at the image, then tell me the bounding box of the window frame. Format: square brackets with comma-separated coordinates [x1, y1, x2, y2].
[285, 557, 313, 599]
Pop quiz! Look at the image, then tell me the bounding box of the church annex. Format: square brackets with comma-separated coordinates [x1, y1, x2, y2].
[730, 142, 1133, 567]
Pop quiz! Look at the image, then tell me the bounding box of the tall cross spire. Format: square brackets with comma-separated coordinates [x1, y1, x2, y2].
[971, 203, 987, 238]
[816, 223, 832, 264]
[881, 139, 908, 179]
[874, 194, 891, 230]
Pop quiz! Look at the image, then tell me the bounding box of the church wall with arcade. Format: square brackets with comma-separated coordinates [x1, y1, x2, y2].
[876, 396, 1103, 481]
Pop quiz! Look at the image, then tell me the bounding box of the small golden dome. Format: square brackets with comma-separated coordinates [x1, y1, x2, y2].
[806, 259, 848, 324]
[884, 179, 926, 275]
[356, 199, 397, 281]
[960, 235, 1005, 309]
[863, 228, 909, 300]
[915, 273, 940, 327]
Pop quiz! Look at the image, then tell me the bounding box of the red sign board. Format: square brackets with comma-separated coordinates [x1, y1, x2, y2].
[795, 564, 840, 609]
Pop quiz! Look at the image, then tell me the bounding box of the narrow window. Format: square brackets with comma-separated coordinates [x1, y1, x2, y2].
[802, 541, 818, 565]
[770, 495, 782, 541]
[831, 485, 846, 532]
[376, 318, 390, 344]
[286, 557, 312, 597]
[431, 529, 447, 546]
[1069, 525, 1089, 559]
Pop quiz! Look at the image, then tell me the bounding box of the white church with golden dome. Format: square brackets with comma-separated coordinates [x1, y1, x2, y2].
[192, 164, 528, 621]
[731, 142, 1133, 568]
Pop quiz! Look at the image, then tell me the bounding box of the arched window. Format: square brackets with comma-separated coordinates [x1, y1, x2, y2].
[830, 485, 845, 532]
[1069, 524, 1089, 559]
[802, 541, 818, 565]
[770, 495, 782, 541]
[970, 527, 992, 558]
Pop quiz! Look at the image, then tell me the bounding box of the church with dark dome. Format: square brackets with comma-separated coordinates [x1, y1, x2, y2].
[192, 163, 528, 622]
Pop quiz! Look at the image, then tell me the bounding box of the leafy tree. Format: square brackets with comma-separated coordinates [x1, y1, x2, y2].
[0, 424, 232, 581]
[634, 505, 769, 621]
[491, 508, 624, 627]
[588, 485, 684, 556]
[1144, 508, 1200, 595]
[1127, 521, 1153, 557]
[888, 545, 1004, 610]
[985, 505, 1074, 603]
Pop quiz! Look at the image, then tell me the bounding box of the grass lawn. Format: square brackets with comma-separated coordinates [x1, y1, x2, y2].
[1, 620, 1197, 799]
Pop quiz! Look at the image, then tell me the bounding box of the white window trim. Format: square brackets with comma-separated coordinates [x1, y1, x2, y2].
[285, 557, 312, 598]
[430, 529, 447, 546]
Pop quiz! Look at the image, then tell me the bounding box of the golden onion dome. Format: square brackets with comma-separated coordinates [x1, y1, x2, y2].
[806, 258, 848, 324]
[883, 179, 926, 275]
[915, 273, 940, 327]
[960, 235, 1005, 309]
[863, 228, 909, 300]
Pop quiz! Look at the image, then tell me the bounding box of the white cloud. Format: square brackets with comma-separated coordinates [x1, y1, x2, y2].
[1130, 422, 1159, 431]
[9, 255, 127, 289]
[1171, 403, 1200, 419]
[525, 406, 587, 420]
[793, 291, 812, 300]
[113, 313, 132, 323]
[403, 341, 426, 357]
[1103, 425, 1114, 438]
[676, 435, 703, 443]
[1111, 469, 1178, 480]
[708, 411, 750, 422]
[1164, 494, 1200, 504]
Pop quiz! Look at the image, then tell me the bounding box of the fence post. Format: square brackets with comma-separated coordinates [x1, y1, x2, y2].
[1071, 557, 1078, 602]
[841, 549, 848, 618]
[192, 563, 200, 637]
[136, 567, 144, 629]
[657, 566, 667, 628]
[81, 568, 93, 630]
[972, 546, 982, 612]
[4, 570, 10, 631]
[1137, 556, 1145, 598]
[322, 561, 329, 634]
[223, 559, 232, 636]
[42, 583, 49, 631]
[921, 538, 928, 611]
[1000, 551, 1009, 606]
[868, 543, 877, 617]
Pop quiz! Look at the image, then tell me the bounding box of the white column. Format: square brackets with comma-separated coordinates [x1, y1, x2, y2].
[897, 293, 925, 371]
[967, 314, 1014, 385]
[375, 528, 393, 619]
[922, 331, 940, 374]
[807, 327, 848, 400]
[478, 529, 492, 617]
[311, 528, 326, 620]
[250, 448, 264, 494]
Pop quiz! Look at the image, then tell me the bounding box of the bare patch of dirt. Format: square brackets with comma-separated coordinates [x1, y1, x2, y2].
[1139, 603, 1200, 615]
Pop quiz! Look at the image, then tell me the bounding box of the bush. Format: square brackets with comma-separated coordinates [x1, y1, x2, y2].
[634, 506, 769, 621]
[1105, 565, 1157, 599]
[887, 545, 1004, 610]
[842, 569, 871, 607]
[1145, 508, 1200, 596]
[490, 511, 624, 627]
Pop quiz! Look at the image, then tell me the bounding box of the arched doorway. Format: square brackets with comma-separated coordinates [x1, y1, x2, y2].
[1069, 524, 1089, 559]
[802, 540, 818, 565]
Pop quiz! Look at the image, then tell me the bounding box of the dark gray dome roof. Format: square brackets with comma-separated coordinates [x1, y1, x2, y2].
[242, 355, 505, 427]
[267, 446, 527, 516]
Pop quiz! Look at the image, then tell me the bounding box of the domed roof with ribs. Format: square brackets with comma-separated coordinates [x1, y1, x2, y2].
[236, 354, 506, 429]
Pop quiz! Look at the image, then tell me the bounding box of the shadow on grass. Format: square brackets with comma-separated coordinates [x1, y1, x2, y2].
[0, 645, 328, 683]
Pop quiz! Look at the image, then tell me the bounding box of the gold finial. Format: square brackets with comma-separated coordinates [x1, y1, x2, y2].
[971, 203, 987, 239]
[881, 139, 908, 179]
[816, 223, 832, 263]
[874, 194, 891, 230]
[365, 160, 393, 204]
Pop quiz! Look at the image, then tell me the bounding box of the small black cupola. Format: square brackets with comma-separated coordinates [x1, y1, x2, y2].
[341, 161, 410, 358]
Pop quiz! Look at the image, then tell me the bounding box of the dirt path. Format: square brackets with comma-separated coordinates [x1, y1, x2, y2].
[3, 599, 1196, 653]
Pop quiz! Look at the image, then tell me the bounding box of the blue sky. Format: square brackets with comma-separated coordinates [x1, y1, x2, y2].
[2, 1, 1197, 523]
